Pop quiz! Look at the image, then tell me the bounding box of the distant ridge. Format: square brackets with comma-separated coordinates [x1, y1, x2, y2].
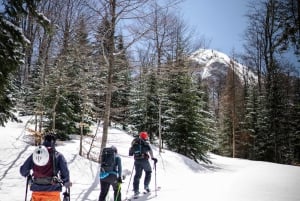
[189, 48, 256, 83]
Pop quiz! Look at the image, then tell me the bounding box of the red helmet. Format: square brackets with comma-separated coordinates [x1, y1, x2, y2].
[139, 132, 149, 140]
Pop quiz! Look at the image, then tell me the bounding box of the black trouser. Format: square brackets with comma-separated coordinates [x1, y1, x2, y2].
[99, 174, 121, 201]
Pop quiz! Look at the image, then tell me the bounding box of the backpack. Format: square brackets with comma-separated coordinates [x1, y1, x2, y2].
[129, 138, 149, 159]
[100, 147, 116, 173]
[32, 145, 57, 184]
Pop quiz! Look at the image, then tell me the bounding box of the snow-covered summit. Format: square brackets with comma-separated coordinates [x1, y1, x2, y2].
[189, 48, 256, 83]
[190, 49, 231, 66]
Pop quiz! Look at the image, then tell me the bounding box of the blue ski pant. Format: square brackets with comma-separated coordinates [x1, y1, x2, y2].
[133, 159, 152, 192]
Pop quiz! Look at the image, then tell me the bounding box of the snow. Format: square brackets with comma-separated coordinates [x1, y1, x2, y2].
[1, 116, 300, 201]
[2, 18, 31, 45]
[189, 48, 257, 83]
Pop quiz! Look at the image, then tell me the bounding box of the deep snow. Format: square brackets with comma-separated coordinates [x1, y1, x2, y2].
[0, 116, 300, 201]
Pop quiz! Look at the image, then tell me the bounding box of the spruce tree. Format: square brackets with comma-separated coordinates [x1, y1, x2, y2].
[164, 72, 215, 163]
[0, 0, 49, 126]
[242, 85, 259, 160]
[129, 70, 159, 141]
[254, 93, 270, 161]
[129, 79, 147, 136]
[43, 16, 92, 139]
[144, 71, 160, 140]
[291, 77, 300, 163]
[111, 35, 131, 129]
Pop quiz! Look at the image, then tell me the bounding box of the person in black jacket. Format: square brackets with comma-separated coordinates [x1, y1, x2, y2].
[20, 132, 70, 201]
[99, 145, 122, 201]
[129, 132, 157, 196]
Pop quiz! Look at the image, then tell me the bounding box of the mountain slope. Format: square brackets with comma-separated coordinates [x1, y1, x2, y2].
[189, 48, 256, 83]
[0, 116, 300, 201]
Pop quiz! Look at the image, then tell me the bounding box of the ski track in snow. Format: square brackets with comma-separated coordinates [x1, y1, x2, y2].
[0, 116, 300, 201]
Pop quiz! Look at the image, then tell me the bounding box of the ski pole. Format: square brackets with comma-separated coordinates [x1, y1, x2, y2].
[24, 177, 28, 201]
[63, 186, 70, 201]
[25, 175, 31, 201]
[68, 187, 71, 201]
[115, 182, 122, 201]
[153, 161, 157, 196]
[125, 163, 135, 197]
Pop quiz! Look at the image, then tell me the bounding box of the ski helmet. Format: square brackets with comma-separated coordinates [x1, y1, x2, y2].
[32, 145, 50, 166]
[44, 131, 56, 142]
[111, 145, 118, 153]
[43, 131, 56, 147]
[139, 131, 149, 140]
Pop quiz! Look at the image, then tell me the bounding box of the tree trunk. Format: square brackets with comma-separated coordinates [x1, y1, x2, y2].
[99, 0, 116, 162]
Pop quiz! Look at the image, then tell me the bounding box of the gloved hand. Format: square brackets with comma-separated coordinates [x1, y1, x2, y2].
[152, 157, 158, 164]
[27, 174, 33, 185]
[117, 177, 122, 183]
[27, 174, 32, 180]
[64, 181, 72, 188]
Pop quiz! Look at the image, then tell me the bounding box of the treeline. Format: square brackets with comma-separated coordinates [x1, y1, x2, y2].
[218, 0, 300, 164]
[0, 0, 299, 165]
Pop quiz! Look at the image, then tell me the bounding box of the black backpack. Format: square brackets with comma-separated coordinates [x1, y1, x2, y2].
[100, 147, 116, 173]
[129, 138, 149, 159]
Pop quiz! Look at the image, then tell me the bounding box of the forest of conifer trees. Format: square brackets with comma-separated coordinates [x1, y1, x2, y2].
[0, 0, 299, 165]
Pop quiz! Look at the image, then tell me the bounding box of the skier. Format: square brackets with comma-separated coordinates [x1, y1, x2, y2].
[99, 145, 123, 201]
[129, 131, 157, 197]
[20, 132, 71, 201]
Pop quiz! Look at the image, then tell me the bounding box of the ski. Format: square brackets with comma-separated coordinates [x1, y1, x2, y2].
[124, 187, 161, 201]
[145, 186, 161, 194]
[122, 193, 144, 201]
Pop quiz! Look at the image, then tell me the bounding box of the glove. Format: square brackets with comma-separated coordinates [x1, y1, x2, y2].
[152, 157, 158, 164]
[27, 175, 33, 185]
[64, 181, 72, 188]
[27, 174, 32, 181]
[117, 177, 122, 183]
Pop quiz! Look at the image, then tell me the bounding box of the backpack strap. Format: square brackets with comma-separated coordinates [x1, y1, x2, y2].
[50, 141, 63, 184]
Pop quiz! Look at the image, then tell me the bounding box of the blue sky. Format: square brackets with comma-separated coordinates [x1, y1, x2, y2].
[181, 0, 299, 65]
[181, 0, 249, 56]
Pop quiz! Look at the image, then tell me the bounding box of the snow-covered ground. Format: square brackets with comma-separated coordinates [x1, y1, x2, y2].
[0, 116, 300, 201]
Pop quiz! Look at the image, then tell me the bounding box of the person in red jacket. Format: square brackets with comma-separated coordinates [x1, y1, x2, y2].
[20, 132, 70, 201]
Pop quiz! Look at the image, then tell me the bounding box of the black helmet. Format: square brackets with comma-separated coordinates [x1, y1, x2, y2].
[43, 131, 56, 147]
[111, 145, 118, 153]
